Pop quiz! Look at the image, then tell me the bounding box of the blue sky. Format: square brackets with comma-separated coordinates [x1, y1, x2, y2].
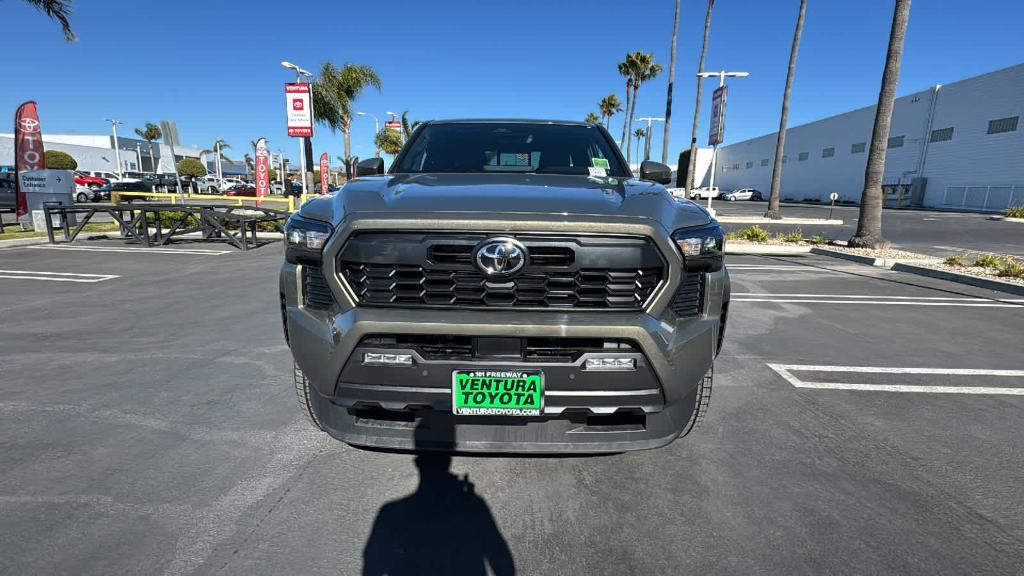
[2, 0, 1022, 166]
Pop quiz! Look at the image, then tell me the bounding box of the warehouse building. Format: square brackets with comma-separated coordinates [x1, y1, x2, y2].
[0, 133, 209, 175]
[709, 62, 1023, 212]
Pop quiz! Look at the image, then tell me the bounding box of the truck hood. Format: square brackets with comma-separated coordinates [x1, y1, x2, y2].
[303, 173, 712, 230]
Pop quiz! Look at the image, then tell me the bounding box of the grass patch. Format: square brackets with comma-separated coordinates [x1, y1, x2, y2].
[780, 228, 803, 243]
[726, 225, 770, 243]
[996, 257, 1024, 279]
[801, 197, 820, 203]
[808, 234, 828, 245]
[1004, 205, 1024, 219]
[943, 254, 966, 267]
[0, 222, 121, 240]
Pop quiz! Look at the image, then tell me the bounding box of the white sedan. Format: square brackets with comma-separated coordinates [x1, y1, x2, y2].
[721, 188, 763, 201]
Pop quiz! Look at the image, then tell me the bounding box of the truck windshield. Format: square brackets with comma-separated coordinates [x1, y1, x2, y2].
[393, 122, 629, 177]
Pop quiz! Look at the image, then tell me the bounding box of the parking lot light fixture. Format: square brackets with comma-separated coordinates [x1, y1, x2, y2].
[357, 112, 381, 157]
[104, 118, 124, 178]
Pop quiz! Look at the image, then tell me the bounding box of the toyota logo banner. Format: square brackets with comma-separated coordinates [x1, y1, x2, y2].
[319, 153, 329, 193]
[255, 138, 270, 200]
[14, 101, 45, 218]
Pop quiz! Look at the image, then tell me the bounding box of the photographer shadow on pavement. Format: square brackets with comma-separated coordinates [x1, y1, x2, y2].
[362, 418, 516, 576]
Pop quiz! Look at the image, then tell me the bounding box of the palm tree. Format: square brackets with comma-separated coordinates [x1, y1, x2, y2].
[201, 139, 232, 162]
[400, 111, 422, 141]
[25, 0, 75, 41]
[625, 53, 662, 165]
[661, 0, 681, 164]
[375, 129, 403, 157]
[585, 112, 601, 124]
[633, 128, 647, 165]
[765, 0, 808, 220]
[243, 153, 254, 174]
[312, 62, 382, 176]
[133, 123, 162, 173]
[599, 94, 622, 129]
[686, 0, 715, 191]
[850, 0, 912, 249]
[617, 55, 638, 149]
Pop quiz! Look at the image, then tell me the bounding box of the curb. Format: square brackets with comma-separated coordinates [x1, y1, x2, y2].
[809, 247, 940, 269]
[890, 263, 1024, 296]
[997, 216, 1024, 224]
[718, 217, 844, 226]
[726, 244, 812, 255]
[0, 235, 52, 248]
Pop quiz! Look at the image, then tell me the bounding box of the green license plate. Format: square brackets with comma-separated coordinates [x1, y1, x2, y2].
[452, 370, 544, 416]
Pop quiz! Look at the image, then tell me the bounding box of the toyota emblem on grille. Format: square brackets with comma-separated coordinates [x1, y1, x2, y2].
[474, 238, 527, 276]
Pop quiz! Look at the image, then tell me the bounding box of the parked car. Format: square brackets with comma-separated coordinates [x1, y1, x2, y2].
[74, 171, 106, 189]
[314, 183, 340, 194]
[155, 173, 182, 192]
[721, 188, 763, 201]
[74, 184, 96, 203]
[689, 186, 719, 200]
[223, 184, 257, 197]
[98, 180, 154, 202]
[0, 174, 16, 210]
[220, 177, 248, 189]
[86, 170, 121, 182]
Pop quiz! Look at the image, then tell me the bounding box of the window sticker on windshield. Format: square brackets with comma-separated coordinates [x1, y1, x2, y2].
[592, 158, 610, 169]
[588, 166, 607, 177]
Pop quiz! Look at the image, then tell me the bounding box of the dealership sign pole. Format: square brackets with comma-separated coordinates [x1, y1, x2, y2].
[255, 138, 269, 206]
[14, 101, 45, 219]
[285, 82, 314, 196]
[319, 153, 329, 193]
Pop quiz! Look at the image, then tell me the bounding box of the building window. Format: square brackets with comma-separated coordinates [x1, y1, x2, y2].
[851, 142, 866, 154]
[929, 127, 954, 142]
[798, 152, 809, 161]
[822, 147, 835, 158]
[888, 135, 904, 148]
[760, 158, 769, 166]
[987, 116, 1019, 134]
[745, 161, 753, 169]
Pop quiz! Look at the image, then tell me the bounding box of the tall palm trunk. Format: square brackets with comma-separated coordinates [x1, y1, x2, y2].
[850, 0, 911, 249]
[662, 0, 681, 164]
[686, 0, 714, 190]
[765, 0, 807, 220]
[627, 82, 642, 165]
[620, 79, 633, 153]
[342, 118, 353, 174]
[147, 141, 156, 173]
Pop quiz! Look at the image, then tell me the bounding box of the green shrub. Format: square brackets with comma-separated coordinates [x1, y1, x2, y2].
[973, 253, 1001, 268]
[997, 257, 1024, 278]
[733, 225, 770, 243]
[45, 150, 78, 169]
[780, 228, 803, 243]
[808, 234, 828, 245]
[943, 254, 965, 267]
[1004, 205, 1024, 219]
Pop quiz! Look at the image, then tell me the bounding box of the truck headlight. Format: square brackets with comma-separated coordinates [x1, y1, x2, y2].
[672, 222, 724, 272]
[285, 214, 332, 264]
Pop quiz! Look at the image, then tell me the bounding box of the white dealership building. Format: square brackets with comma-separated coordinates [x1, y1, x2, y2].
[707, 62, 1023, 212]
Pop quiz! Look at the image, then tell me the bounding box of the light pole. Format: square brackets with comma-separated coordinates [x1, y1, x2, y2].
[358, 112, 380, 157]
[104, 118, 124, 178]
[697, 70, 748, 210]
[386, 110, 403, 145]
[634, 117, 665, 162]
[281, 61, 313, 195]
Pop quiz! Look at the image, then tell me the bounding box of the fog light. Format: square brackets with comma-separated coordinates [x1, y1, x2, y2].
[584, 357, 636, 371]
[363, 352, 414, 366]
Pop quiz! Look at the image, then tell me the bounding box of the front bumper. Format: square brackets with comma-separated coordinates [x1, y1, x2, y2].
[282, 260, 728, 453]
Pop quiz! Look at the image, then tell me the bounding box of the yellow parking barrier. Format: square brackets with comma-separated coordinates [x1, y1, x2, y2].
[111, 191, 298, 210]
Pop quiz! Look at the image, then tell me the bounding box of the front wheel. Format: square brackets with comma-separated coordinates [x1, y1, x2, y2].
[727, 195, 736, 201]
[678, 366, 713, 439]
[76, 192, 89, 203]
[753, 193, 763, 201]
[208, 187, 217, 194]
[293, 363, 326, 432]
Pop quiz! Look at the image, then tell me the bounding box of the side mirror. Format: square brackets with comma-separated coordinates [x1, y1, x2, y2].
[356, 158, 385, 176]
[639, 160, 673, 185]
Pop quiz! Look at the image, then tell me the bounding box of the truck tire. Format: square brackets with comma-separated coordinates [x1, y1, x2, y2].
[293, 363, 326, 432]
[678, 366, 713, 438]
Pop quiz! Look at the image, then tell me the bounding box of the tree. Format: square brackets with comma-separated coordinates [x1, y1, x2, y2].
[201, 139, 232, 162]
[134, 123, 162, 173]
[624, 53, 662, 165]
[662, 0, 681, 164]
[686, 0, 715, 191]
[312, 62, 382, 176]
[599, 94, 622, 129]
[375, 128, 403, 156]
[177, 158, 207, 178]
[850, 0, 912, 249]
[44, 149, 76, 169]
[617, 55, 637, 149]
[243, 153, 254, 172]
[400, 111, 422, 141]
[634, 128, 647, 164]
[268, 167, 278, 181]
[24, 0, 75, 41]
[765, 0, 808, 220]
[585, 112, 600, 124]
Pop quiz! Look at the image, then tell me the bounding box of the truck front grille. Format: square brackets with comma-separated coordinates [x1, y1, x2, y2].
[670, 272, 704, 316]
[338, 232, 666, 310]
[302, 265, 334, 309]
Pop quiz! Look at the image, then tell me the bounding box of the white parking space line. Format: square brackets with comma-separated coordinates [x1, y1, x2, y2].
[734, 293, 1024, 302]
[0, 269, 119, 283]
[27, 245, 232, 256]
[767, 363, 1024, 395]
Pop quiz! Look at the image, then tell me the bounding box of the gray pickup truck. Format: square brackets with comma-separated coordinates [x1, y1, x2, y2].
[280, 119, 729, 453]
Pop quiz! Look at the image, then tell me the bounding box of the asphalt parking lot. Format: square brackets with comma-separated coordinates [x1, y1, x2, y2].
[1, 238, 1023, 575]
[715, 201, 1024, 259]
